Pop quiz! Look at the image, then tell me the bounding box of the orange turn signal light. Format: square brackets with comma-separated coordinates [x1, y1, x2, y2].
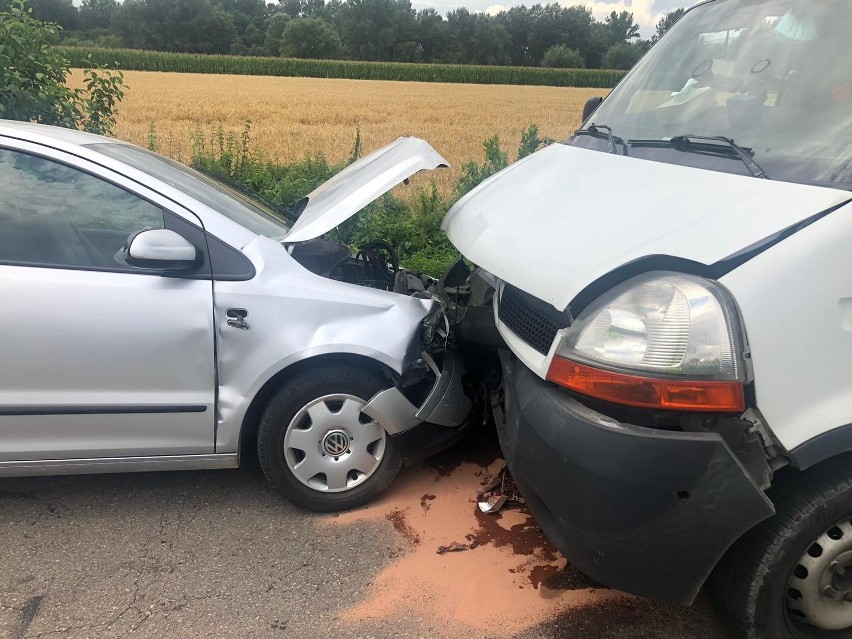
[546, 356, 745, 412]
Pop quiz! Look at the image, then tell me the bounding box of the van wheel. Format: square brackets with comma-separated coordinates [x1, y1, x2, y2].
[257, 364, 402, 512]
[714, 457, 852, 639]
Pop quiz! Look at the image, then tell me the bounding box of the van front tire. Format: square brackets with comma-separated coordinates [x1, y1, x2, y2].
[714, 456, 852, 639]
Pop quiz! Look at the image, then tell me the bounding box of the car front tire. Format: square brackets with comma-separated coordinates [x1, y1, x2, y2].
[257, 364, 402, 512]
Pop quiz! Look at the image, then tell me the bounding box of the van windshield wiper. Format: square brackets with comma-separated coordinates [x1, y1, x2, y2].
[574, 124, 628, 155]
[628, 134, 769, 179]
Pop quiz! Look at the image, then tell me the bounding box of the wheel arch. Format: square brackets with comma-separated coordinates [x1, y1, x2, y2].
[238, 352, 392, 457]
[790, 424, 852, 471]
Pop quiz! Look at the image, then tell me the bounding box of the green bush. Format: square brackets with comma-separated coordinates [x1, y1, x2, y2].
[602, 41, 646, 70]
[0, 0, 126, 134]
[517, 123, 551, 159]
[455, 135, 508, 199]
[540, 45, 585, 69]
[173, 123, 546, 275]
[57, 46, 626, 88]
[279, 17, 342, 60]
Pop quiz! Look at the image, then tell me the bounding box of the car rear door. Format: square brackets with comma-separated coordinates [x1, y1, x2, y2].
[0, 138, 216, 462]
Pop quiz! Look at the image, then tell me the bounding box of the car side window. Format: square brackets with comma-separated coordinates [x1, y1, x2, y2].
[0, 148, 164, 270]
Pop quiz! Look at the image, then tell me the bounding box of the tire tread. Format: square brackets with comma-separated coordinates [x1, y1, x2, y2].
[714, 455, 852, 639]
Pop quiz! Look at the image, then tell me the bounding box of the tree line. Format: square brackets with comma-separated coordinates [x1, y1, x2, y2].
[12, 0, 685, 70]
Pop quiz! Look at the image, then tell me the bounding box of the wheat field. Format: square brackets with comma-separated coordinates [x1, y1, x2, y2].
[71, 70, 606, 194]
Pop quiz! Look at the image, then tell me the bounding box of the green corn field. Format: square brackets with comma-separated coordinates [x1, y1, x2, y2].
[59, 47, 626, 88]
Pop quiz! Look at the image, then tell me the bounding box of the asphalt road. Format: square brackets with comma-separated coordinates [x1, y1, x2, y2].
[0, 451, 732, 639]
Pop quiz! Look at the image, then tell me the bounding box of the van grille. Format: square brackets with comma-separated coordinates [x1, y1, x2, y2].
[498, 285, 570, 355]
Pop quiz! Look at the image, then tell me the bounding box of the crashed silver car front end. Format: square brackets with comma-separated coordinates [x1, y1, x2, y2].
[214, 233, 472, 453]
[0, 125, 474, 510]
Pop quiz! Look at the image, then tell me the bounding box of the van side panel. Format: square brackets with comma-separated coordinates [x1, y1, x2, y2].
[720, 202, 852, 454]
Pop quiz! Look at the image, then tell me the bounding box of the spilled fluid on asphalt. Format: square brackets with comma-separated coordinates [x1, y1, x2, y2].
[323, 429, 625, 637]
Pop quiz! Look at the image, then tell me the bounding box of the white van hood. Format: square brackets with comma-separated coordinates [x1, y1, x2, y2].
[285, 137, 448, 242]
[442, 144, 851, 311]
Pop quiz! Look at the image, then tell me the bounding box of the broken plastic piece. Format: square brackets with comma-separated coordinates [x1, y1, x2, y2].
[478, 494, 508, 513]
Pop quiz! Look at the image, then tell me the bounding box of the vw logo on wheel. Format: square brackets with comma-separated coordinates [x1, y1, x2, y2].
[322, 430, 350, 456]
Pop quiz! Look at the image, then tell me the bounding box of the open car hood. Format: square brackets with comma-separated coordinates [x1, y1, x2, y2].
[442, 144, 851, 312]
[285, 137, 449, 242]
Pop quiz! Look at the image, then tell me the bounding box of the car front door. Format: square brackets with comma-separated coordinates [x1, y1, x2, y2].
[0, 140, 216, 463]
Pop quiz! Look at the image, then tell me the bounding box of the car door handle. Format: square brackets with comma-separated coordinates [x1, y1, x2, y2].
[226, 308, 249, 330]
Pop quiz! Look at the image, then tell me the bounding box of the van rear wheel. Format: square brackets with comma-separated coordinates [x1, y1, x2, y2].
[714, 456, 852, 639]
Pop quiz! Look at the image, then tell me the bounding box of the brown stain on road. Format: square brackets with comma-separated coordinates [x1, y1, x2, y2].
[325, 453, 627, 637]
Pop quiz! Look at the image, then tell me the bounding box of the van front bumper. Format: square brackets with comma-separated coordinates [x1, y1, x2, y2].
[497, 353, 775, 604]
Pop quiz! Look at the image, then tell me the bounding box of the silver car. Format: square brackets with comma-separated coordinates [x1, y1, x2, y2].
[0, 121, 474, 511]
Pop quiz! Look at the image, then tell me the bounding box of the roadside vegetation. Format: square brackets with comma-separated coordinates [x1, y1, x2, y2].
[0, 0, 125, 133]
[184, 121, 548, 274]
[16, 0, 686, 72]
[59, 46, 625, 88]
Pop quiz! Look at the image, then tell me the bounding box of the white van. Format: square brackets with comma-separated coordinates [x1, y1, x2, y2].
[443, 1, 852, 637]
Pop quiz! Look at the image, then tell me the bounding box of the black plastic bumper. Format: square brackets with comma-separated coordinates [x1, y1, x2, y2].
[498, 353, 775, 605]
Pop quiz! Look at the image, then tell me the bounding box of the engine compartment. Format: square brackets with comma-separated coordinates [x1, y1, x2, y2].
[288, 236, 503, 352]
[290, 237, 438, 297]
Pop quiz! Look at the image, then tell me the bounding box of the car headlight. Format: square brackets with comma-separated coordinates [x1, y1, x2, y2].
[547, 272, 746, 412]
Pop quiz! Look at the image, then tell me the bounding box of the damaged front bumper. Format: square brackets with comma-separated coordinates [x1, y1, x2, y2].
[364, 349, 474, 464]
[496, 352, 775, 605]
[364, 350, 471, 434]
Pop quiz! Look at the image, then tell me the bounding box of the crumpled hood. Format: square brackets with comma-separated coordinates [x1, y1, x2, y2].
[285, 137, 448, 242]
[442, 144, 851, 311]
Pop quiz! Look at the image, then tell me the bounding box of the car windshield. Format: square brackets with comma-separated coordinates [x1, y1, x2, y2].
[87, 143, 291, 239]
[571, 0, 852, 190]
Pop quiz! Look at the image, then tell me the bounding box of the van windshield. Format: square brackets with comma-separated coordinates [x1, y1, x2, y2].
[572, 0, 852, 190]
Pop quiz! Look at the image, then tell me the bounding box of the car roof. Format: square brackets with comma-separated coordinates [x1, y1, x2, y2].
[0, 119, 120, 149]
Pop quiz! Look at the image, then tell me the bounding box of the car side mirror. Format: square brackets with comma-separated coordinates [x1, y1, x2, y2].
[123, 229, 199, 270]
[582, 96, 604, 123]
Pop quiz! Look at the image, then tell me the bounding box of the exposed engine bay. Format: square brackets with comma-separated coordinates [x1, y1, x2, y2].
[289, 236, 503, 349]
[289, 236, 504, 429]
[289, 237, 403, 291]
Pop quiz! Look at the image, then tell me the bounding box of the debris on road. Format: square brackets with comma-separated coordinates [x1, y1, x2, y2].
[478, 494, 508, 513]
[477, 467, 524, 513]
[476, 476, 502, 497]
[420, 493, 436, 515]
[437, 533, 480, 554]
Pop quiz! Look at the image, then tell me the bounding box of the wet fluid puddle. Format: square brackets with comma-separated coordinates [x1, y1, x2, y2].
[324, 446, 626, 637]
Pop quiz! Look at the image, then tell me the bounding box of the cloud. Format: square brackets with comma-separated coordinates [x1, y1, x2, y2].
[569, 0, 665, 33]
[485, 3, 508, 14]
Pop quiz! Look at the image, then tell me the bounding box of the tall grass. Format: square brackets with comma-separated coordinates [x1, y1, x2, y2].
[59, 46, 625, 88]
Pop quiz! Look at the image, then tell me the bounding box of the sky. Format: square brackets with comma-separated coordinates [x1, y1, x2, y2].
[411, 0, 692, 36]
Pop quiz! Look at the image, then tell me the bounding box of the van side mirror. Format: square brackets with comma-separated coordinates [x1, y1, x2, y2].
[582, 96, 604, 123]
[123, 229, 199, 270]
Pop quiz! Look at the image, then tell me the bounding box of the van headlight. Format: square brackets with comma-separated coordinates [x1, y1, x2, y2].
[547, 272, 746, 412]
